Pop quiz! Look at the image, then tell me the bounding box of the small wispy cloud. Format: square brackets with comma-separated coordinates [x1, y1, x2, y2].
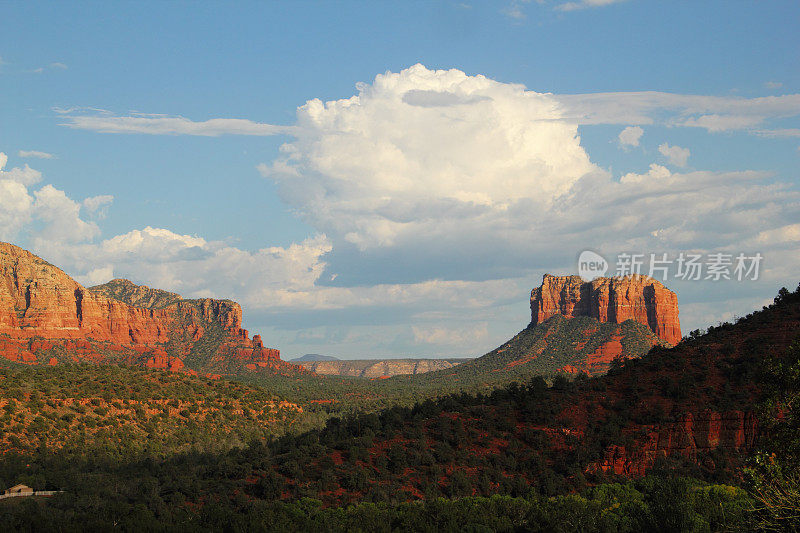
[658, 142, 690, 167]
[556, 91, 800, 135]
[18, 150, 55, 159]
[753, 128, 800, 138]
[52, 106, 107, 115]
[58, 110, 295, 137]
[502, 0, 531, 20]
[29, 62, 68, 74]
[618, 126, 643, 148]
[83, 194, 114, 219]
[556, 0, 629, 12]
[679, 113, 764, 132]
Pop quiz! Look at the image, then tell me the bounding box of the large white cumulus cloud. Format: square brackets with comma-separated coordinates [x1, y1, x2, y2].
[256, 65, 799, 291]
[262, 64, 598, 251]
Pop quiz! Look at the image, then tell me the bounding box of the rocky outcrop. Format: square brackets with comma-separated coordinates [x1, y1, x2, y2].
[531, 274, 681, 345]
[589, 410, 758, 476]
[557, 331, 631, 375]
[88, 278, 183, 309]
[0, 242, 293, 375]
[293, 358, 467, 377]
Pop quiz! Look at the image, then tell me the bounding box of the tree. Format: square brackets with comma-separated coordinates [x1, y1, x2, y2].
[745, 340, 800, 530]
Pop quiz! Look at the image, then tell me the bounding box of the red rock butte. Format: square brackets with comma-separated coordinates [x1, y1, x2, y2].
[0, 241, 296, 374]
[530, 274, 681, 345]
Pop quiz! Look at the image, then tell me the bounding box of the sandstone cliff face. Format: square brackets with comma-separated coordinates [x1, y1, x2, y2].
[531, 274, 681, 345]
[294, 358, 467, 377]
[589, 410, 758, 476]
[0, 242, 292, 375]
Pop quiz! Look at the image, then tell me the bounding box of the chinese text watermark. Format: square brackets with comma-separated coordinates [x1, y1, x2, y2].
[578, 251, 762, 282]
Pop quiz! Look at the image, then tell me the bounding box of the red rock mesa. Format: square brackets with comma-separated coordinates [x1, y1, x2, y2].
[530, 274, 681, 345]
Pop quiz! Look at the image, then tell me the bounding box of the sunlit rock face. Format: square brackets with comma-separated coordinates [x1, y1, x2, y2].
[0, 241, 296, 375]
[531, 274, 681, 345]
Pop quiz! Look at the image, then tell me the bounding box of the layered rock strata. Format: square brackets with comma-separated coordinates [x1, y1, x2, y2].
[0, 242, 293, 375]
[294, 358, 467, 377]
[589, 410, 758, 476]
[531, 274, 681, 345]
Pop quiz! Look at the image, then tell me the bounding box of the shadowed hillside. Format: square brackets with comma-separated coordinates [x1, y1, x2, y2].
[238, 282, 800, 506]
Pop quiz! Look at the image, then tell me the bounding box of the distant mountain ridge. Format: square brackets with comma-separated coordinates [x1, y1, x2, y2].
[292, 358, 469, 377]
[290, 354, 340, 362]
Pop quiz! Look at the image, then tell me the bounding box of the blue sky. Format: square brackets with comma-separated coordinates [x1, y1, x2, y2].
[1, 1, 799, 359]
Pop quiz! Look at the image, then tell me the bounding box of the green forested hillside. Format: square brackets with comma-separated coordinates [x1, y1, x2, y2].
[0, 363, 303, 457]
[88, 278, 185, 309]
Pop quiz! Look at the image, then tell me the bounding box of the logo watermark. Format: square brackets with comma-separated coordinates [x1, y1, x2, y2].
[578, 250, 609, 280]
[577, 251, 763, 282]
